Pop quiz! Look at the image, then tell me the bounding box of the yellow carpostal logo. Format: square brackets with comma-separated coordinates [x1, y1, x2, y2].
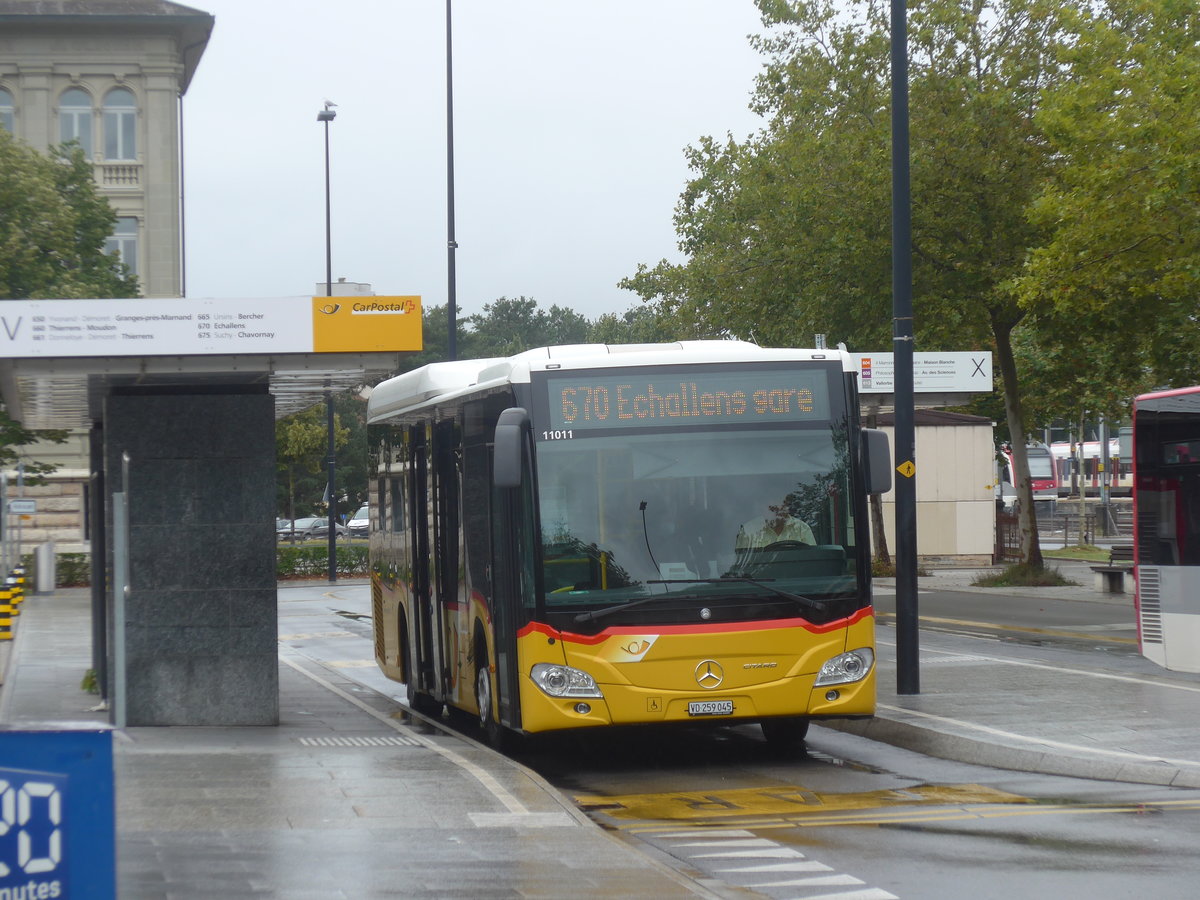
[311, 295, 423, 352]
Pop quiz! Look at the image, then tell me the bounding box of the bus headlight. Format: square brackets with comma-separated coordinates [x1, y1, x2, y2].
[530, 663, 604, 699]
[814, 648, 874, 686]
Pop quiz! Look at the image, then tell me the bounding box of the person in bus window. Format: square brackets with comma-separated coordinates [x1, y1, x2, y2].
[735, 498, 816, 551]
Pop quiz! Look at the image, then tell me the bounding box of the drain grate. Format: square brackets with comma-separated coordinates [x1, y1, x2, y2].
[298, 735, 421, 748]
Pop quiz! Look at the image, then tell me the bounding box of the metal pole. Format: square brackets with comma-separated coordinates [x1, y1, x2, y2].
[324, 121, 332, 296]
[327, 390, 337, 583]
[446, 0, 458, 361]
[318, 104, 338, 582]
[891, 0, 919, 694]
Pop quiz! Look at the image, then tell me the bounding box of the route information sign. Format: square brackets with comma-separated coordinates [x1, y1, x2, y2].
[851, 352, 992, 394]
[0, 296, 423, 358]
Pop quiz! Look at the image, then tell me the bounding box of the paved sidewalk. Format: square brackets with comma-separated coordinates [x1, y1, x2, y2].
[3, 568, 1200, 896]
[861, 557, 1200, 788]
[0, 588, 717, 899]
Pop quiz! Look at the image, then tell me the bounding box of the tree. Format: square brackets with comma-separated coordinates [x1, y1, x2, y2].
[0, 131, 139, 300]
[464, 296, 590, 357]
[1016, 0, 1200, 415]
[0, 411, 67, 487]
[276, 405, 350, 522]
[587, 305, 685, 344]
[622, 0, 1096, 567]
[1, 131, 139, 482]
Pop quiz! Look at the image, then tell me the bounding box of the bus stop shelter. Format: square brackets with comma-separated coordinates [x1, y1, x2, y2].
[0, 295, 420, 726]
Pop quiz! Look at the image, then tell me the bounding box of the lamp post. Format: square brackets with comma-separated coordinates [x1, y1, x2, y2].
[318, 101, 337, 582]
[445, 0, 458, 360]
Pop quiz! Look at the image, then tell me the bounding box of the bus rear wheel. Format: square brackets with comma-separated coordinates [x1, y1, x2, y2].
[761, 717, 809, 751]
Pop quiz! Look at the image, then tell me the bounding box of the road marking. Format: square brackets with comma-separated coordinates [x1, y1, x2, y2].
[648, 829, 896, 899]
[575, 782, 1025, 822]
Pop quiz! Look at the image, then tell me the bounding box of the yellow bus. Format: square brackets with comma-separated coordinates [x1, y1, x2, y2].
[367, 342, 891, 748]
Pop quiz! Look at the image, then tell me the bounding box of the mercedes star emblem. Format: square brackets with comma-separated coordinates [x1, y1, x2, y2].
[695, 659, 724, 689]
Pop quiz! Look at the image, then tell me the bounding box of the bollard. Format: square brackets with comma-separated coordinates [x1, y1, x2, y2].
[1, 587, 16, 618]
[0, 595, 12, 640]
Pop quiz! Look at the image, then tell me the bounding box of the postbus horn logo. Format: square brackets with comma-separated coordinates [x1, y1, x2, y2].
[318, 303, 341, 315]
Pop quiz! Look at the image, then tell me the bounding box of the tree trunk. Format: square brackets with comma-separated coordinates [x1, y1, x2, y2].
[992, 320, 1044, 568]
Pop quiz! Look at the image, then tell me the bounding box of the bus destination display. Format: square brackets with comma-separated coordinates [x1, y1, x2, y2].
[543, 368, 830, 436]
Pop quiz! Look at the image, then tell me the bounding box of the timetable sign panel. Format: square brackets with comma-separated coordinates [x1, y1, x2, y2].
[0, 295, 423, 358]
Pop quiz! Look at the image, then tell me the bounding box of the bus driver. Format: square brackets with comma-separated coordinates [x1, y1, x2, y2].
[735, 498, 816, 551]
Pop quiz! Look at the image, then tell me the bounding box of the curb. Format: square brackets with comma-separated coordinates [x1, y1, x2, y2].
[822, 715, 1200, 789]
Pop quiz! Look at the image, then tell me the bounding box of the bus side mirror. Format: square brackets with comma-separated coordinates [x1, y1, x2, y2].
[494, 407, 530, 488]
[862, 428, 892, 495]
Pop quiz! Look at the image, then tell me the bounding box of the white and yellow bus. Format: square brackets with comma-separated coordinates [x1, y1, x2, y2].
[367, 341, 891, 748]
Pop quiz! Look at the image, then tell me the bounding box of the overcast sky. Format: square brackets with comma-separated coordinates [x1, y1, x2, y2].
[181, 0, 768, 321]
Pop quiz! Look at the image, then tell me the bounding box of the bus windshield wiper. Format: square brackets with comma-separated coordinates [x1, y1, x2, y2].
[573, 593, 693, 624]
[572, 578, 827, 624]
[650, 576, 828, 613]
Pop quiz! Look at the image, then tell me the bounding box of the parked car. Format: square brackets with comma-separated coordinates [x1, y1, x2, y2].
[348, 505, 369, 538]
[280, 516, 346, 542]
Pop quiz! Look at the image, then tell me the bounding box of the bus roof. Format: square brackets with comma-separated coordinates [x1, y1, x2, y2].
[366, 341, 851, 424]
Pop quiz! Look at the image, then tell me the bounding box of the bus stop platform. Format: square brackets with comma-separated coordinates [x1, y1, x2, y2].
[0, 587, 709, 899]
[3, 574, 1200, 897]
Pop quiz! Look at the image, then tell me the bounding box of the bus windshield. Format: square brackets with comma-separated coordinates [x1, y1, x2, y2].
[534, 425, 859, 625]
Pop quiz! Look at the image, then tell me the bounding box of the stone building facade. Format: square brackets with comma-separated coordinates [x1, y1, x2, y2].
[1, 0, 213, 556]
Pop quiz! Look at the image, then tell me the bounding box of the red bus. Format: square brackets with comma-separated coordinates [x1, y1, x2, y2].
[1132, 387, 1200, 673]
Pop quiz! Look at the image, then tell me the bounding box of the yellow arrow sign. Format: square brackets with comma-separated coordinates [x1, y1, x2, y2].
[897, 461, 916, 478]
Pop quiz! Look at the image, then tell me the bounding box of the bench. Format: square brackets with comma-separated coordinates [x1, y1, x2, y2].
[1090, 544, 1134, 593]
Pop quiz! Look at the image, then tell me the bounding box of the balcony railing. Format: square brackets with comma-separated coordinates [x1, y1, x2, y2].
[97, 162, 141, 188]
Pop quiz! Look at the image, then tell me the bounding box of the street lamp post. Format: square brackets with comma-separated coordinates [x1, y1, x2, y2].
[318, 102, 337, 582]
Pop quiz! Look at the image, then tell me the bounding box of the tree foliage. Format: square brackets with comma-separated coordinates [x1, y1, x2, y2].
[276, 404, 351, 521]
[1, 131, 138, 484]
[0, 131, 139, 300]
[1015, 0, 1200, 420]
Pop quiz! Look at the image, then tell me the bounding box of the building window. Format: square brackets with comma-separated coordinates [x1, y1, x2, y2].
[103, 87, 136, 161]
[0, 87, 13, 133]
[105, 217, 138, 276]
[59, 88, 93, 156]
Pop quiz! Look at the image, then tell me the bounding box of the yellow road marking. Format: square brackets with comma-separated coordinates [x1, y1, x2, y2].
[575, 783, 1025, 822]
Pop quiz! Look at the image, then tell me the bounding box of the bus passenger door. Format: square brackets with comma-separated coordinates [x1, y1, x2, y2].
[431, 419, 460, 699]
[409, 426, 440, 699]
[489, 440, 536, 730]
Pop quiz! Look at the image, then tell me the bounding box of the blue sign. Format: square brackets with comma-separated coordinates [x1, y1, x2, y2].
[0, 730, 114, 899]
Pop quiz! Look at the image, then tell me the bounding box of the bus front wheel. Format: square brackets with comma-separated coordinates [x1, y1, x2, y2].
[474, 652, 517, 751]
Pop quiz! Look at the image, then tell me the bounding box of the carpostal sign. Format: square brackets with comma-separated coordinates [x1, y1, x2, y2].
[0, 296, 423, 357]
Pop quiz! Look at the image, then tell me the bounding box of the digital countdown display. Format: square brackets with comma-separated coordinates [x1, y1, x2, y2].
[541, 368, 831, 436]
[0, 731, 114, 900]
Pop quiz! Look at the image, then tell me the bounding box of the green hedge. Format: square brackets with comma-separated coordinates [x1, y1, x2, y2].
[276, 544, 370, 579]
[14, 547, 370, 588]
